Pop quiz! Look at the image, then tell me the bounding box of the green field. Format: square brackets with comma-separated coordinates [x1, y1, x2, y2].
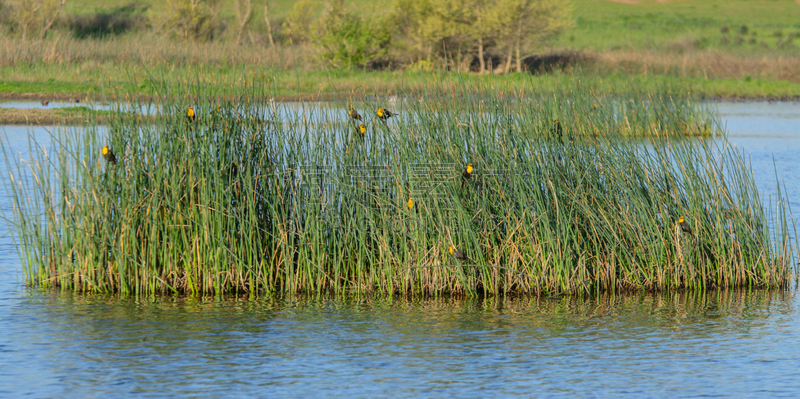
[554, 0, 800, 52]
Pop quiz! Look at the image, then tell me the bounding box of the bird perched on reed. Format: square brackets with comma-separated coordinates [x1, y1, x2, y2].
[349, 107, 362, 121]
[187, 106, 196, 124]
[229, 162, 238, 178]
[461, 163, 474, 189]
[449, 245, 469, 262]
[553, 119, 563, 137]
[102, 145, 116, 165]
[677, 216, 693, 236]
[407, 197, 414, 209]
[357, 123, 367, 136]
[377, 107, 394, 120]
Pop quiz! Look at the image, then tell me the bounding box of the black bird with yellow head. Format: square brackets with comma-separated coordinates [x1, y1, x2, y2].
[102, 145, 116, 165]
[187, 106, 196, 124]
[357, 123, 367, 136]
[449, 245, 469, 262]
[463, 163, 474, 179]
[552, 119, 563, 137]
[377, 107, 394, 120]
[677, 216, 693, 236]
[461, 163, 474, 189]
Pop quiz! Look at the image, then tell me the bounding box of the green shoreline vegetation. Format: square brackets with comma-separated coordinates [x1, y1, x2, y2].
[3, 74, 796, 297]
[1, 0, 800, 101]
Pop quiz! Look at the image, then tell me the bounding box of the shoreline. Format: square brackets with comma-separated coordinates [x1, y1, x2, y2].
[2, 91, 800, 105]
[0, 108, 156, 125]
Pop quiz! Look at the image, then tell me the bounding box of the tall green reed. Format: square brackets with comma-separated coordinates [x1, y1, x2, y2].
[2, 72, 795, 297]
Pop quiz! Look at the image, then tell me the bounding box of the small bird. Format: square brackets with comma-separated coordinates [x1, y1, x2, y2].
[41, 100, 49, 106]
[461, 163, 474, 189]
[553, 119, 563, 137]
[377, 107, 394, 120]
[407, 198, 414, 209]
[677, 216, 693, 236]
[187, 106, 196, 124]
[449, 245, 469, 262]
[229, 162, 238, 178]
[357, 123, 367, 136]
[463, 163, 473, 179]
[349, 107, 362, 121]
[102, 145, 116, 165]
[592, 103, 598, 110]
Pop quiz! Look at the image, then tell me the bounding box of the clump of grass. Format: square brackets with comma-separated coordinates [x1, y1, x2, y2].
[3, 72, 796, 297]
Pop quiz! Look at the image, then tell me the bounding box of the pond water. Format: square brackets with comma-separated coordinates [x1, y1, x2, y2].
[1, 101, 800, 397]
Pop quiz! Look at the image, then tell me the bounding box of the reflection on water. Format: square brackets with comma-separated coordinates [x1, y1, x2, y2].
[2, 101, 800, 397]
[0, 289, 798, 397]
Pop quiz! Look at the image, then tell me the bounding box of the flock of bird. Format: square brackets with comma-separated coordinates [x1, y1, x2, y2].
[99, 103, 696, 265]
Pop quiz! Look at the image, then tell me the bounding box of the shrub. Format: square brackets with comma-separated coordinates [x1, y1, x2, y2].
[314, 0, 391, 69]
[68, 4, 149, 39]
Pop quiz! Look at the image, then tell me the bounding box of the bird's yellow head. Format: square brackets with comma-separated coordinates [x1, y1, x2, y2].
[377, 108, 384, 117]
[678, 216, 685, 224]
[593, 103, 598, 109]
[466, 163, 473, 174]
[554, 119, 560, 124]
[188, 106, 195, 117]
[359, 124, 367, 134]
[407, 198, 414, 209]
[102, 145, 109, 155]
[448, 245, 454, 255]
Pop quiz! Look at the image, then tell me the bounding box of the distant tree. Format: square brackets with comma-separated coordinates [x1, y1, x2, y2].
[313, 0, 391, 69]
[282, 0, 315, 45]
[263, 2, 276, 49]
[389, 0, 570, 73]
[501, 0, 571, 72]
[152, 0, 218, 42]
[9, 0, 66, 40]
[233, 0, 253, 45]
[389, 0, 436, 61]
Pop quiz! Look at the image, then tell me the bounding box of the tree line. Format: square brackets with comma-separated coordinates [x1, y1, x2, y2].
[0, 0, 571, 72]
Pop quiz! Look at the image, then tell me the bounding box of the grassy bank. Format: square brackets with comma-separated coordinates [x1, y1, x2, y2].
[3, 74, 795, 297]
[0, 106, 152, 125]
[4, 64, 800, 104]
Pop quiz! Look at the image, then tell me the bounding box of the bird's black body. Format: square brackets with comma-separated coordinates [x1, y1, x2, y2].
[678, 216, 693, 236]
[102, 145, 116, 165]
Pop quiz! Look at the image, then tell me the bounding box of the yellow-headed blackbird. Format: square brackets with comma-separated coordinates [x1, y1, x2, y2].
[102, 145, 116, 165]
[449, 245, 469, 262]
[357, 124, 367, 135]
[677, 216, 693, 236]
[187, 106, 196, 124]
[377, 107, 394, 120]
[407, 197, 414, 209]
[229, 162, 238, 178]
[461, 163, 474, 189]
[463, 163, 473, 179]
[349, 107, 362, 121]
[553, 119, 563, 137]
[592, 103, 598, 110]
